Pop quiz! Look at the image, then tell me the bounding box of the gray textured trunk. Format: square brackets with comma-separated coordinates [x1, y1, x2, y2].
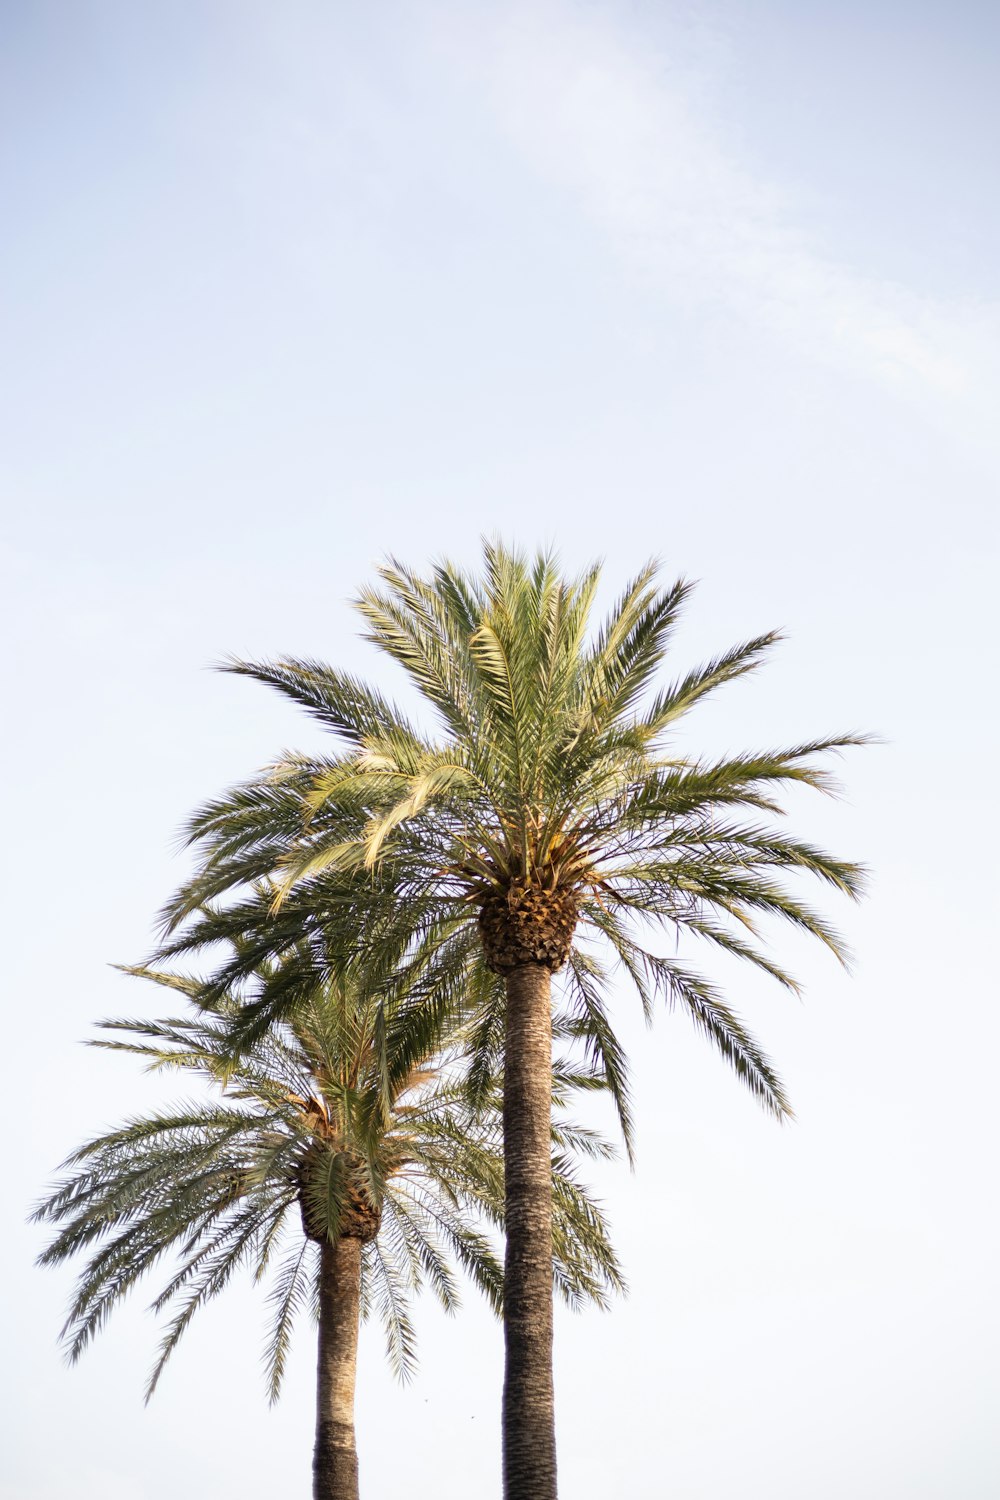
[314, 1236, 362, 1500]
[502, 962, 557, 1500]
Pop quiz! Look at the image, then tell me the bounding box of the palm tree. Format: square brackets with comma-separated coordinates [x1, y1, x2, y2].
[35, 945, 622, 1500]
[161, 543, 866, 1500]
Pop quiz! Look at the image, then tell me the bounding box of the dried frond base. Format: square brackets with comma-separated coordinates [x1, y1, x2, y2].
[298, 1148, 382, 1243]
[478, 881, 579, 974]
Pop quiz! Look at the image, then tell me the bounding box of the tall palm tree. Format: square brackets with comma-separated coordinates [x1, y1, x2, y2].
[35, 948, 622, 1500]
[161, 543, 866, 1500]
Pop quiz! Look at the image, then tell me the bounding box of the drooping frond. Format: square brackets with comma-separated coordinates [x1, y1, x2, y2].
[562, 949, 636, 1161]
[262, 1238, 314, 1404]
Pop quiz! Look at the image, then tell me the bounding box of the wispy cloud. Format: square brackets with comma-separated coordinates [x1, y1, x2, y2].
[446, 1, 1000, 463]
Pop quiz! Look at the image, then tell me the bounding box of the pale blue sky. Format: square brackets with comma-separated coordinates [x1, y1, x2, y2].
[3, 4, 997, 1497]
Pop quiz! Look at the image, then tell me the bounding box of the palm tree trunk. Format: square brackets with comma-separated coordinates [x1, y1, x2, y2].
[314, 1236, 363, 1500]
[502, 961, 557, 1500]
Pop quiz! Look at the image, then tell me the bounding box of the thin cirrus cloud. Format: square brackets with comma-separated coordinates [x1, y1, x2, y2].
[454, 1, 999, 464]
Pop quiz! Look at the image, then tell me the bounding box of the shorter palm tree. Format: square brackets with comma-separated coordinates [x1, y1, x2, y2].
[34, 960, 622, 1500]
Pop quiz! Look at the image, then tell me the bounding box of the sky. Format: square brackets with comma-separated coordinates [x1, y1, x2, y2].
[2, 2, 998, 1496]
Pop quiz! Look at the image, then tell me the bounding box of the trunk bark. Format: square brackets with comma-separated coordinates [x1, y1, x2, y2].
[314, 1236, 362, 1500]
[502, 961, 557, 1500]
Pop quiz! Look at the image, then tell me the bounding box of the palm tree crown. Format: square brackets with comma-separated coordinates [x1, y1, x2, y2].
[171, 544, 865, 1126]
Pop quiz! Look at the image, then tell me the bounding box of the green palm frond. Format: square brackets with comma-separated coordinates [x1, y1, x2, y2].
[37, 936, 622, 1399]
[366, 1235, 419, 1381]
[562, 949, 636, 1160]
[262, 1239, 314, 1404]
[220, 656, 422, 749]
